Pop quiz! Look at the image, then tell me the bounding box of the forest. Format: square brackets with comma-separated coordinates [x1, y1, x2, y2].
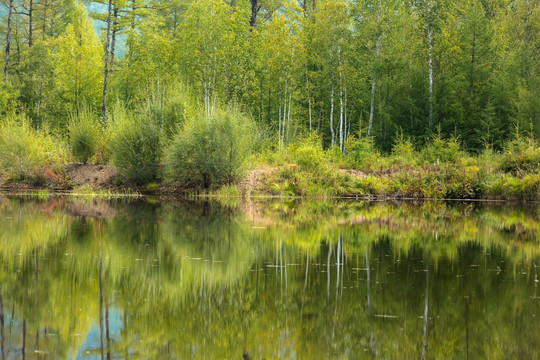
[0, 0, 539, 198]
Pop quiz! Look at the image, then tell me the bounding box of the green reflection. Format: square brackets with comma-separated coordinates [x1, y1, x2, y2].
[0, 197, 539, 359]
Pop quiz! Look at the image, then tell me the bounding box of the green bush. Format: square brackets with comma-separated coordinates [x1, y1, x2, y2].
[355, 175, 390, 195]
[165, 107, 256, 189]
[0, 114, 62, 179]
[141, 83, 196, 142]
[390, 135, 418, 167]
[68, 109, 100, 163]
[287, 133, 326, 172]
[421, 130, 462, 164]
[499, 136, 540, 175]
[109, 104, 161, 184]
[344, 136, 380, 170]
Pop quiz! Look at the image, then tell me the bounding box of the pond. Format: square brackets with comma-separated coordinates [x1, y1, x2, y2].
[0, 196, 539, 359]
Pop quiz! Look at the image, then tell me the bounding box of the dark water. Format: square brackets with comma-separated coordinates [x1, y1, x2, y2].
[0, 197, 539, 359]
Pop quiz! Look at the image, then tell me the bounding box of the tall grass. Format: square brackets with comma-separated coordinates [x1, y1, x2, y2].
[0, 114, 64, 180]
[68, 108, 100, 163]
[108, 104, 161, 184]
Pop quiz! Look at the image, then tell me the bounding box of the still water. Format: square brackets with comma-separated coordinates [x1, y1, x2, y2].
[0, 196, 539, 359]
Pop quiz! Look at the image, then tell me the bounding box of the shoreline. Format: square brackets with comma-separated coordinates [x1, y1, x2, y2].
[1, 162, 538, 203]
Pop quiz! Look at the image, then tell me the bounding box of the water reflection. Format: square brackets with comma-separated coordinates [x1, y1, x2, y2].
[0, 197, 539, 358]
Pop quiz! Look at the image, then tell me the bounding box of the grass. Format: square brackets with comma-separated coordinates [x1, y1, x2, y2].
[250, 132, 540, 201]
[69, 184, 142, 198]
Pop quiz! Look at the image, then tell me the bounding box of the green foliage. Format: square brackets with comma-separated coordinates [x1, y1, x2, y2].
[0, 83, 19, 116]
[0, 114, 63, 179]
[390, 135, 418, 167]
[421, 130, 463, 164]
[165, 107, 256, 189]
[68, 109, 100, 163]
[53, 4, 103, 120]
[140, 82, 196, 142]
[109, 104, 161, 184]
[287, 133, 326, 172]
[499, 135, 540, 175]
[343, 136, 380, 170]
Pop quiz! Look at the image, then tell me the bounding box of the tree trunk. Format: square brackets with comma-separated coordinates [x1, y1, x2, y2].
[368, 0, 381, 137]
[421, 264, 429, 360]
[306, 73, 312, 131]
[106, 298, 111, 360]
[3, 0, 14, 83]
[99, 257, 104, 360]
[339, 83, 344, 153]
[338, 46, 344, 153]
[469, 23, 476, 99]
[0, 288, 4, 360]
[28, 0, 33, 47]
[22, 319, 26, 360]
[427, 0, 434, 134]
[287, 83, 292, 144]
[344, 86, 348, 145]
[249, 0, 258, 29]
[102, 0, 113, 125]
[278, 96, 282, 146]
[330, 84, 335, 146]
[110, 8, 118, 74]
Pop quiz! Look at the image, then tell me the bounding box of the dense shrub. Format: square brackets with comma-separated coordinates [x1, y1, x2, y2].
[109, 105, 161, 184]
[287, 133, 326, 172]
[499, 136, 540, 175]
[390, 135, 417, 167]
[68, 109, 100, 163]
[141, 83, 196, 142]
[421, 130, 462, 164]
[0, 114, 62, 179]
[165, 107, 256, 189]
[344, 136, 380, 170]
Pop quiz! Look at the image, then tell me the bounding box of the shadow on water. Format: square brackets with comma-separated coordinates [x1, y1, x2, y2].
[0, 196, 539, 358]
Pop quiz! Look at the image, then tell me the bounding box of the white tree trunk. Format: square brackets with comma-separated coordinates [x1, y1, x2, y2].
[338, 46, 344, 153]
[287, 83, 292, 144]
[368, 0, 382, 137]
[421, 266, 429, 360]
[330, 84, 335, 146]
[306, 73, 312, 132]
[339, 84, 344, 153]
[282, 80, 288, 146]
[344, 86, 348, 143]
[427, 0, 434, 134]
[278, 97, 282, 147]
[101, 0, 113, 125]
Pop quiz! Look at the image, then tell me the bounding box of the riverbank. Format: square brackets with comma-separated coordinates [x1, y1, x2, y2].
[1, 161, 538, 202]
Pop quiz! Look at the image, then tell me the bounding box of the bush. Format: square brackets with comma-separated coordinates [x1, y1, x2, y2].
[68, 109, 100, 163]
[344, 136, 380, 170]
[287, 133, 326, 172]
[165, 107, 256, 189]
[141, 83, 195, 142]
[421, 130, 462, 164]
[499, 136, 540, 175]
[390, 135, 417, 167]
[0, 114, 62, 179]
[109, 104, 161, 184]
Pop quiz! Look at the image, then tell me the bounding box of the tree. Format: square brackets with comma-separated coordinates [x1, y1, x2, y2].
[3, 0, 14, 82]
[53, 3, 103, 124]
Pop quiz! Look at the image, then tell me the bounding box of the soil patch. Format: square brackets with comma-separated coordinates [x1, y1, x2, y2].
[239, 166, 277, 197]
[65, 163, 118, 189]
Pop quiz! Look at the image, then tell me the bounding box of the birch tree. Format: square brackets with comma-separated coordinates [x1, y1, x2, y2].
[263, 1, 304, 146]
[54, 4, 103, 120]
[310, 0, 354, 152]
[3, 0, 14, 82]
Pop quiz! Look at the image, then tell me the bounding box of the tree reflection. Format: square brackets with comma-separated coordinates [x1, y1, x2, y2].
[0, 197, 538, 358]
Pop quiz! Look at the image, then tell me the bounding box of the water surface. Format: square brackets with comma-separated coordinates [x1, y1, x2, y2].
[0, 197, 539, 359]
